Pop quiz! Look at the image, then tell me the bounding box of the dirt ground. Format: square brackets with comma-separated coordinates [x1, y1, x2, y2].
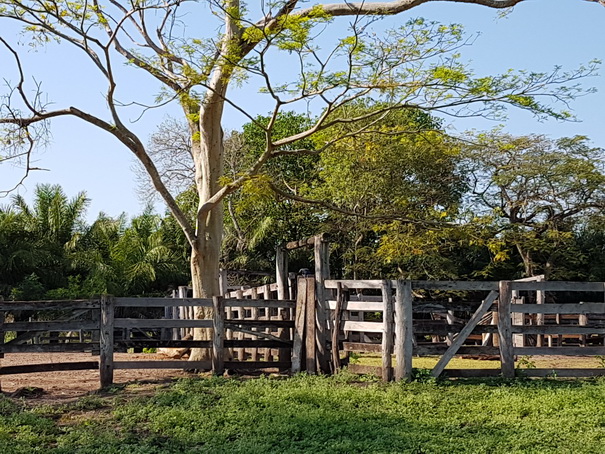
[0, 352, 195, 402]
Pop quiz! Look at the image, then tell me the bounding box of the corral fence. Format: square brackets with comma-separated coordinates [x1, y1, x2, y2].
[0, 291, 303, 388]
[326, 278, 605, 380]
[2, 276, 605, 388]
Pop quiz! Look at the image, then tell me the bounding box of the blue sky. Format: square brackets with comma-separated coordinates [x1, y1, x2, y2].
[1, 0, 604, 222]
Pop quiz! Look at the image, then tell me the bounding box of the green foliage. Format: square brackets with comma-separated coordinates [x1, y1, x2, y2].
[3, 377, 605, 452]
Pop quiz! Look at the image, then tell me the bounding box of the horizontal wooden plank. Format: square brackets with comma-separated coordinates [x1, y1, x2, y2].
[0, 300, 99, 311]
[225, 320, 294, 329]
[342, 320, 384, 333]
[325, 280, 385, 290]
[115, 340, 292, 348]
[511, 281, 605, 292]
[116, 340, 213, 348]
[224, 299, 295, 309]
[512, 325, 605, 335]
[329, 300, 488, 313]
[116, 297, 212, 308]
[411, 281, 499, 291]
[117, 297, 295, 309]
[413, 302, 487, 313]
[515, 347, 605, 356]
[511, 303, 605, 314]
[6, 321, 98, 332]
[0, 343, 97, 353]
[342, 342, 382, 353]
[414, 345, 500, 356]
[114, 360, 211, 370]
[0, 361, 99, 375]
[226, 340, 292, 348]
[341, 342, 500, 356]
[114, 319, 213, 329]
[328, 300, 385, 312]
[521, 369, 605, 378]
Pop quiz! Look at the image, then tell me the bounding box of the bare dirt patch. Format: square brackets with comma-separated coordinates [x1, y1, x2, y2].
[0, 352, 196, 403]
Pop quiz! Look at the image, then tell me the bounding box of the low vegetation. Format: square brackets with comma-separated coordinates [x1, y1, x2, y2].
[2, 373, 605, 453]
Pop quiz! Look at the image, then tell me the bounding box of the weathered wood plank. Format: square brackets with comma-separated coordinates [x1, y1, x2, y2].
[342, 342, 383, 353]
[395, 280, 413, 382]
[0, 300, 99, 311]
[341, 321, 383, 333]
[305, 277, 317, 373]
[6, 321, 98, 332]
[325, 280, 385, 290]
[114, 361, 211, 370]
[332, 283, 344, 373]
[327, 300, 385, 312]
[381, 280, 394, 382]
[498, 281, 514, 379]
[411, 281, 499, 291]
[116, 297, 294, 309]
[99, 295, 115, 388]
[327, 300, 488, 313]
[512, 325, 605, 335]
[511, 281, 605, 292]
[0, 361, 99, 375]
[212, 296, 225, 375]
[511, 303, 605, 314]
[0, 343, 97, 353]
[291, 278, 307, 374]
[114, 319, 213, 329]
[415, 345, 501, 356]
[432, 290, 499, 378]
[325, 280, 500, 291]
[117, 297, 212, 308]
[314, 236, 331, 374]
[225, 320, 294, 329]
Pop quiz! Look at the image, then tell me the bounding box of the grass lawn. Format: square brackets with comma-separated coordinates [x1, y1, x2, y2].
[2, 372, 605, 453]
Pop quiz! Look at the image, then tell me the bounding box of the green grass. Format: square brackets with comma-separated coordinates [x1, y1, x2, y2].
[2, 373, 605, 453]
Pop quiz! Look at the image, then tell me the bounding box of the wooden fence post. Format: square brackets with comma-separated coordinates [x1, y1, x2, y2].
[331, 283, 345, 373]
[381, 280, 394, 382]
[498, 281, 515, 378]
[212, 296, 225, 375]
[305, 277, 317, 373]
[394, 280, 413, 382]
[536, 276, 545, 347]
[276, 246, 288, 301]
[314, 234, 330, 373]
[292, 278, 308, 373]
[99, 295, 115, 388]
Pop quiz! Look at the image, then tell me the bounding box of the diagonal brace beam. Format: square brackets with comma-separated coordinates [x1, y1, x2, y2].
[431, 290, 499, 378]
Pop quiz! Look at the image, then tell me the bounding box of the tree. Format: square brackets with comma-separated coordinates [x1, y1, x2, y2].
[464, 133, 605, 279]
[0, 1, 598, 361]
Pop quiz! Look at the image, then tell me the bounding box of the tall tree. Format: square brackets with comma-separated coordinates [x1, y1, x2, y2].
[0, 1, 598, 359]
[464, 133, 605, 278]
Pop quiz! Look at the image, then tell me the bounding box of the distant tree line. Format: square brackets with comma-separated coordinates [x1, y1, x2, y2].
[3, 106, 605, 300]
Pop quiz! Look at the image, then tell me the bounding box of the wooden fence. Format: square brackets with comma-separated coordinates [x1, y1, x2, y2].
[325, 279, 605, 380]
[3, 277, 605, 388]
[0, 293, 305, 388]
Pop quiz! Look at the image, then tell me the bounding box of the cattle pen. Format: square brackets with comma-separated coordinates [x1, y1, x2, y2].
[2, 275, 605, 388]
